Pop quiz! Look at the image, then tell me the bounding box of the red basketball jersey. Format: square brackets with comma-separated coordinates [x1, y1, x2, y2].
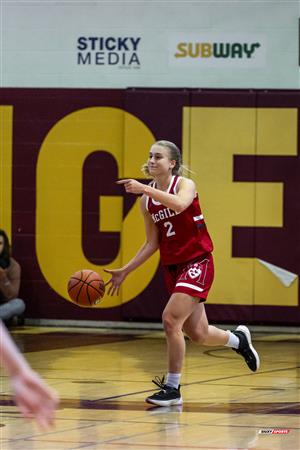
[146, 175, 213, 265]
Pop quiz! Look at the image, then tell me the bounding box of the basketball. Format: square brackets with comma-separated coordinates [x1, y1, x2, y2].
[67, 270, 105, 307]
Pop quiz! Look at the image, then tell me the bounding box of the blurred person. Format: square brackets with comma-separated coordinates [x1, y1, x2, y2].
[0, 320, 59, 429]
[0, 229, 25, 325]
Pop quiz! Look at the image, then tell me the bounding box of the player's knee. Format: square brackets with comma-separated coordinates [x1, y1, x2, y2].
[162, 312, 179, 334]
[187, 326, 208, 344]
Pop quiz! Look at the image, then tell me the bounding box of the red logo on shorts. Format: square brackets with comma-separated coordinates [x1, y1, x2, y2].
[188, 265, 202, 279]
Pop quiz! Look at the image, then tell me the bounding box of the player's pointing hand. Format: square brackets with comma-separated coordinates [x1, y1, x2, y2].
[117, 179, 146, 195]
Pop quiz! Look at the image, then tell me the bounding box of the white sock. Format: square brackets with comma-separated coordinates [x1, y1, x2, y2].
[225, 331, 240, 349]
[166, 372, 181, 389]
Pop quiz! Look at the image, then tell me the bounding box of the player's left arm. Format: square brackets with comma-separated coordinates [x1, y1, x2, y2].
[117, 177, 196, 213]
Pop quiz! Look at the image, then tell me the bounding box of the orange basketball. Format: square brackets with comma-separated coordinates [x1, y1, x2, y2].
[67, 270, 105, 307]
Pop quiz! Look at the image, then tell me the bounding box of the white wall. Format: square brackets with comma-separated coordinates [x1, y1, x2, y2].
[1, 0, 299, 88]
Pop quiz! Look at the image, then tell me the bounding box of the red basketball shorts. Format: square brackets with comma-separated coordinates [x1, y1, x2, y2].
[163, 253, 214, 301]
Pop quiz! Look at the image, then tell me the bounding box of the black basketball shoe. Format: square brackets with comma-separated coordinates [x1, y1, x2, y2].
[232, 325, 260, 372]
[145, 376, 183, 406]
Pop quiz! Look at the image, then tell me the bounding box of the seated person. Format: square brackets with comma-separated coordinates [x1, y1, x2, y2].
[0, 229, 25, 325]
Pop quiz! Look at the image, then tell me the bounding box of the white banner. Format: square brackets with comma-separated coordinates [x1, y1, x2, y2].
[1, 0, 299, 88]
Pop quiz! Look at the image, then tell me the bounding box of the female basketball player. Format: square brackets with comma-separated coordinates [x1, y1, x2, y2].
[105, 140, 260, 407]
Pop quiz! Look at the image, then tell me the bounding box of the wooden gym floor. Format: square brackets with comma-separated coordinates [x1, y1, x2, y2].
[0, 326, 299, 450]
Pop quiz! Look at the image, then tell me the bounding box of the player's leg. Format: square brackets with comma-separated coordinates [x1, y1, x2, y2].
[163, 292, 199, 373]
[183, 304, 260, 372]
[183, 302, 229, 345]
[146, 292, 198, 406]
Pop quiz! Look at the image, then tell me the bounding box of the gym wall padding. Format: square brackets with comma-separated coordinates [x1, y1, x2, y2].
[0, 88, 299, 324]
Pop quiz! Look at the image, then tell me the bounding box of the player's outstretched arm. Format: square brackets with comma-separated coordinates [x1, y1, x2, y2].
[104, 196, 159, 296]
[0, 321, 59, 429]
[117, 177, 196, 213]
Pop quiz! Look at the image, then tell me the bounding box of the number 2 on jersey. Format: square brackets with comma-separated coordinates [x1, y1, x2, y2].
[164, 221, 176, 237]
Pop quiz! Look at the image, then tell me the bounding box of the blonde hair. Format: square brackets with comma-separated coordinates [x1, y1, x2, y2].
[142, 140, 190, 177]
